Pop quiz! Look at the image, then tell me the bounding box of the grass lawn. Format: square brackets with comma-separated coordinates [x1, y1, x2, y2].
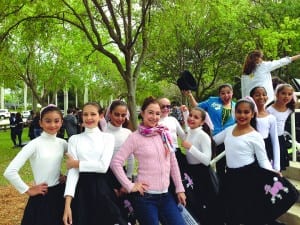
[0, 127, 33, 186]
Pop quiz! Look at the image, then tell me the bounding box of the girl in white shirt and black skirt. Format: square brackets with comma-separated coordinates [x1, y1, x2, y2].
[4, 105, 68, 225]
[63, 102, 127, 225]
[214, 97, 298, 225]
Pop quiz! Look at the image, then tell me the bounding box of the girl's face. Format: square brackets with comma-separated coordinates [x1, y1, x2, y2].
[141, 103, 161, 128]
[219, 87, 233, 105]
[276, 87, 294, 106]
[109, 105, 128, 127]
[82, 105, 102, 129]
[159, 98, 171, 118]
[235, 102, 254, 127]
[256, 55, 263, 64]
[252, 88, 268, 107]
[187, 109, 204, 129]
[39, 111, 63, 135]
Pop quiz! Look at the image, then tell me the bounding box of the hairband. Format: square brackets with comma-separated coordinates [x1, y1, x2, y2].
[40, 104, 57, 119]
[274, 83, 292, 95]
[240, 96, 258, 113]
[274, 83, 296, 102]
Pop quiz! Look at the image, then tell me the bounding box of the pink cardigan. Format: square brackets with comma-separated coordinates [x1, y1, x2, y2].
[110, 130, 185, 194]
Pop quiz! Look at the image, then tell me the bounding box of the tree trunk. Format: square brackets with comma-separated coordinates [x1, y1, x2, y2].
[125, 74, 138, 131]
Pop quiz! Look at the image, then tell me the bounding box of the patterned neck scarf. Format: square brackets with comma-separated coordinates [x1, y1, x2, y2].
[222, 107, 232, 125]
[138, 124, 174, 155]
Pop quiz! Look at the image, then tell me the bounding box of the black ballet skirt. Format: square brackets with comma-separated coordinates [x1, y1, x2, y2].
[278, 135, 290, 170]
[71, 172, 127, 225]
[106, 167, 138, 225]
[21, 183, 65, 225]
[264, 135, 274, 161]
[222, 162, 299, 224]
[183, 164, 223, 225]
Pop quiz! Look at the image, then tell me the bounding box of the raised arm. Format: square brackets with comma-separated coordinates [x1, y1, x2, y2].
[291, 53, 300, 62]
[183, 90, 198, 107]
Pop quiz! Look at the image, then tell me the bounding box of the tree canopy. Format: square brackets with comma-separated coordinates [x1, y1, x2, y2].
[1, 0, 300, 127]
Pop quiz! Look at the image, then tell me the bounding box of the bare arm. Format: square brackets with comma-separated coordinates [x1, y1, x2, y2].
[291, 54, 300, 62]
[63, 196, 73, 225]
[182, 90, 198, 107]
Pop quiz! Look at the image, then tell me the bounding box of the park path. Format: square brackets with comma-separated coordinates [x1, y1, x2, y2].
[0, 185, 26, 225]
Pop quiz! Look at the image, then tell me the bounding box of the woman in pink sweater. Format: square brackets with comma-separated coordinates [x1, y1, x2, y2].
[110, 96, 186, 225]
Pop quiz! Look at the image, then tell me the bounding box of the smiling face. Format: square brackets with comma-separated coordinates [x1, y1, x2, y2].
[159, 98, 171, 118]
[141, 103, 161, 128]
[235, 102, 254, 127]
[219, 86, 233, 105]
[251, 87, 268, 108]
[187, 108, 205, 129]
[82, 104, 103, 129]
[109, 105, 128, 127]
[39, 111, 63, 135]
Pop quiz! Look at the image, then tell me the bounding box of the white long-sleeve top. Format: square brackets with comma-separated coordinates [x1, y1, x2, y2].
[182, 110, 214, 134]
[256, 114, 280, 171]
[185, 126, 212, 166]
[213, 125, 273, 170]
[267, 106, 292, 136]
[241, 57, 292, 104]
[4, 132, 67, 194]
[64, 127, 115, 197]
[105, 122, 134, 178]
[159, 116, 186, 148]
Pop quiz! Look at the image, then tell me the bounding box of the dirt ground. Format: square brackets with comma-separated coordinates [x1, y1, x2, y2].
[0, 186, 27, 225]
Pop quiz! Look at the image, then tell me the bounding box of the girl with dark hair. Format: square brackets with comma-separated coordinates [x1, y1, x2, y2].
[184, 84, 236, 184]
[250, 86, 280, 172]
[110, 96, 186, 225]
[105, 99, 134, 182]
[180, 106, 222, 225]
[241, 50, 300, 105]
[214, 98, 298, 225]
[4, 104, 67, 225]
[104, 99, 136, 224]
[267, 84, 296, 171]
[63, 102, 127, 225]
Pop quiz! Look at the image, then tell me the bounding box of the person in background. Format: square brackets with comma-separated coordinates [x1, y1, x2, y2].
[170, 101, 184, 127]
[267, 84, 296, 171]
[241, 50, 300, 105]
[75, 109, 84, 133]
[63, 102, 127, 225]
[14, 112, 24, 147]
[158, 97, 187, 173]
[63, 108, 78, 139]
[4, 105, 68, 225]
[27, 110, 35, 140]
[250, 86, 280, 172]
[9, 113, 17, 148]
[184, 84, 236, 184]
[32, 111, 42, 138]
[110, 96, 186, 225]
